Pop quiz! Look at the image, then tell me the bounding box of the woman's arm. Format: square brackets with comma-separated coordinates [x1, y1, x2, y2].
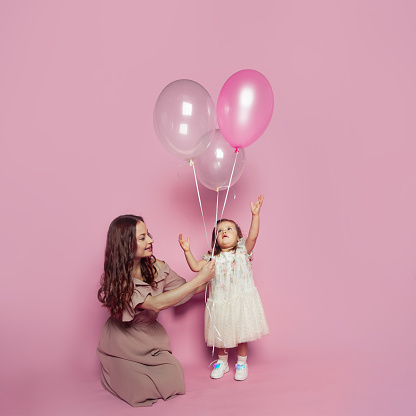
[179, 233, 208, 272]
[195, 282, 208, 294]
[245, 194, 264, 254]
[139, 259, 215, 312]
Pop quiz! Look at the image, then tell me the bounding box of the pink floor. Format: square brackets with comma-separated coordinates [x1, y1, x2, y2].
[4, 349, 415, 416]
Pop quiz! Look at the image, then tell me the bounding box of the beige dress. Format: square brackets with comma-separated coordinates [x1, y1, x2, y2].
[97, 262, 194, 407]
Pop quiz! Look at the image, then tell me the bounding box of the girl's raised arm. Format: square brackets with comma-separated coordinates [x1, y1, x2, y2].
[245, 194, 264, 254]
[179, 233, 208, 272]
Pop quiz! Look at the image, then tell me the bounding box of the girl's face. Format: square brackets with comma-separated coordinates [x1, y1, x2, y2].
[134, 221, 154, 259]
[216, 221, 238, 251]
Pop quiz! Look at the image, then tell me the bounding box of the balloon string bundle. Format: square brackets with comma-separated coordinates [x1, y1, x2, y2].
[206, 190, 222, 355]
[205, 270, 226, 356]
[220, 149, 239, 219]
[208, 149, 239, 256]
[190, 168, 226, 354]
[191, 160, 210, 249]
[190, 148, 239, 252]
[203, 150, 239, 355]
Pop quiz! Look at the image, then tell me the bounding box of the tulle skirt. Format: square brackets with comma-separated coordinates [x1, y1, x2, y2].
[204, 287, 269, 348]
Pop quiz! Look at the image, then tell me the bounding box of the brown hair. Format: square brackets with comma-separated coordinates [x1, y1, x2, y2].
[210, 219, 243, 256]
[97, 215, 157, 319]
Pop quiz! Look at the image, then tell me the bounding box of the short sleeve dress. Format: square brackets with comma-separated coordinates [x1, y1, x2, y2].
[97, 262, 194, 407]
[203, 238, 269, 348]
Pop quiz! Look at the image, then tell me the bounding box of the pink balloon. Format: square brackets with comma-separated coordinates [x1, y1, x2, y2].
[216, 69, 274, 149]
[195, 129, 246, 191]
[154, 79, 216, 160]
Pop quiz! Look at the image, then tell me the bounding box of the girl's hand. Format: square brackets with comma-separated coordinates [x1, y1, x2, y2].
[178, 234, 191, 252]
[250, 194, 264, 215]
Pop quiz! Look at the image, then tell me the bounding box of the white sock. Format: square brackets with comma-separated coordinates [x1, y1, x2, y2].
[218, 354, 228, 363]
[237, 355, 247, 364]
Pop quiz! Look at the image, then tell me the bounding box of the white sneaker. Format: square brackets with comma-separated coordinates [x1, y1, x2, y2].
[234, 361, 248, 381]
[210, 360, 229, 379]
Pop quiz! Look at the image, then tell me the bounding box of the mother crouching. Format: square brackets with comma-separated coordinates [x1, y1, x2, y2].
[97, 215, 215, 407]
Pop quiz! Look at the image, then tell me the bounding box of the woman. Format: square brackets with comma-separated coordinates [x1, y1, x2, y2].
[97, 215, 215, 407]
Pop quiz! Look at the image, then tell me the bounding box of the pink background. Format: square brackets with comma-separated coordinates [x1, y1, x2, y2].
[1, 1, 415, 415]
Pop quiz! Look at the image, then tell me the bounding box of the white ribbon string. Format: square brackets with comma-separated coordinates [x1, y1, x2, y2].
[205, 151, 239, 355]
[190, 165, 224, 355]
[191, 161, 210, 249]
[210, 189, 220, 258]
[192, 152, 241, 357]
[205, 283, 226, 355]
[220, 149, 239, 219]
[207, 189, 227, 355]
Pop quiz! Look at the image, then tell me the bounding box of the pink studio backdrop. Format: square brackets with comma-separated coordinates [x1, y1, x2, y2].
[1, 1, 416, 415]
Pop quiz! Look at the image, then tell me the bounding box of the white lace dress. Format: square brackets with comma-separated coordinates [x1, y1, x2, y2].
[203, 238, 269, 348]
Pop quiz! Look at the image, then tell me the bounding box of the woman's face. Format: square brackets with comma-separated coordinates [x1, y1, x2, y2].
[134, 221, 154, 259]
[216, 221, 238, 251]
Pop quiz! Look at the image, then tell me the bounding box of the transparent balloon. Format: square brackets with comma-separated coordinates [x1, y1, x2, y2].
[195, 130, 246, 191]
[217, 69, 274, 149]
[154, 79, 216, 160]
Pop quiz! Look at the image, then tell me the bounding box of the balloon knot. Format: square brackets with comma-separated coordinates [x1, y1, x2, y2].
[189, 160, 194, 166]
[234, 148, 239, 153]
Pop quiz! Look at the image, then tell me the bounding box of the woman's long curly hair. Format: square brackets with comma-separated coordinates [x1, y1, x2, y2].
[210, 219, 243, 256]
[97, 215, 157, 319]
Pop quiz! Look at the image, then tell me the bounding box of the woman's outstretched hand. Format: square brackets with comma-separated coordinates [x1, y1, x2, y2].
[198, 258, 216, 284]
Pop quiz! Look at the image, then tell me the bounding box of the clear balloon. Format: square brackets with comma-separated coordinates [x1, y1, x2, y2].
[216, 69, 274, 149]
[154, 79, 216, 160]
[195, 129, 246, 191]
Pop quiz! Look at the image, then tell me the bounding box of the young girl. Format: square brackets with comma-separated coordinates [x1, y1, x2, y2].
[178, 195, 269, 381]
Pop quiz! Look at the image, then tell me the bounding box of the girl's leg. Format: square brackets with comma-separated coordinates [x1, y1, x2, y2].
[217, 347, 228, 364]
[237, 342, 248, 358]
[235, 343, 248, 381]
[217, 348, 228, 357]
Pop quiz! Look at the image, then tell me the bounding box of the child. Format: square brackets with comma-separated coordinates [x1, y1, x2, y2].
[178, 195, 269, 381]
